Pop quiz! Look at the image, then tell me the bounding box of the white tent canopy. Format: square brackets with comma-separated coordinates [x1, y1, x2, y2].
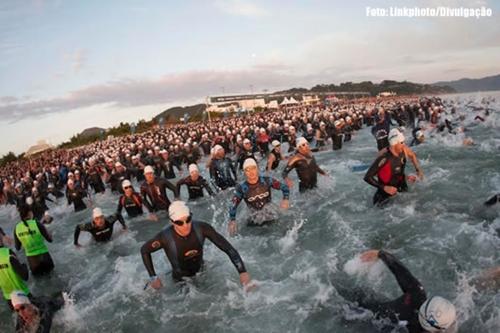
[280, 97, 299, 105]
[25, 140, 53, 157]
[267, 100, 279, 109]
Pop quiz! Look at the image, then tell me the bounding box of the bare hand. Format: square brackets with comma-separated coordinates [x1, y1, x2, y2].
[407, 175, 417, 184]
[417, 170, 424, 180]
[228, 220, 238, 236]
[360, 250, 380, 263]
[150, 277, 163, 290]
[280, 199, 289, 210]
[2, 235, 13, 247]
[284, 178, 293, 188]
[239, 272, 256, 292]
[383, 186, 398, 196]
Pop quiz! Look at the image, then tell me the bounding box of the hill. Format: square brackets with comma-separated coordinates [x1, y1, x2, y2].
[433, 74, 500, 93]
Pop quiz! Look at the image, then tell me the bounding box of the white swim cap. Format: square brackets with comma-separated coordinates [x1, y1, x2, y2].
[144, 165, 154, 175]
[243, 158, 257, 170]
[169, 201, 190, 221]
[389, 128, 405, 146]
[92, 207, 104, 219]
[121, 179, 132, 189]
[296, 137, 308, 148]
[418, 296, 457, 332]
[188, 164, 199, 174]
[10, 291, 30, 307]
[272, 140, 281, 147]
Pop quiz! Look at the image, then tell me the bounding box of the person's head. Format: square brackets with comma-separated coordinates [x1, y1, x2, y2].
[67, 179, 75, 189]
[18, 205, 32, 221]
[243, 159, 259, 183]
[92, 208, 105, 228]
[169, 201, 192, 237]
[214, 145, 225, 159]
[243, 138, 252, 150]
[415, 130, 425, 143]
[122, 179, 133, 195]
[271, 140, 281, 152]
[418, 296, 457, 332]
[11, 291, 38, 323]
[160, 149, 169, 159]
[296, 137, 310, 155]
[144, 165, 155, 183]
[388, 128, 405, 154]
[188, 164, 199, 181]
[115, 162, 124, 172]
[67, 172, 74, 180]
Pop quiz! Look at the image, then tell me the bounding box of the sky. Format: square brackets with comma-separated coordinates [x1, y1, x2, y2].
[0, 0, 499, 155]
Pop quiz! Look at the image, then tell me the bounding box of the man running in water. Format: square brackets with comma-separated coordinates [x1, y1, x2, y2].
[339, 249, 457, 333]
[140, 165, 179, 222]
[209, 145, 238, 190]
[266, 140, 285, 173]
[229, 158, 289, 235]
[140, 201, 252, 288]
[74, 208, 127, 247]
[371, 109, 392, 151]
[0, 238, 30, 310]
[364, 129, 410, 206]
[117, 180, 144, 218]
[282, 137, 327, 192]
[176, 164, 214, 200]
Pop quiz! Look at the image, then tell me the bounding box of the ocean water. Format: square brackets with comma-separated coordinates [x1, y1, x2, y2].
[0, 92, 499, 332]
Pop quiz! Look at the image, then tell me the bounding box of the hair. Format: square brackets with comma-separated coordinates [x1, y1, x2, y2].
[18, 205, 32, 226]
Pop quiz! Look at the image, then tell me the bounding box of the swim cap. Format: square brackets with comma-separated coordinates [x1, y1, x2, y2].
[115, 162, 122, 168]
[243, 138, 251, 144]
[169, 201, 190, 221]
[214, 145, 224, 152]
[25, 197, 33, 206]
[144, 165, 154, 175]
[418, 296, 456, 332]
[188, 164, 199, 174]
[416, 130, 424, 138]
[68, 172, 74, 177]
[92, 207, 104, 219]
[389, 128, 405, 146]
[10, 291, 30, 307]
[243, 158, 257, 170]
[121, 179, 132, 189]
[272, 140, 281, 147]
[296, 137, 308, 148]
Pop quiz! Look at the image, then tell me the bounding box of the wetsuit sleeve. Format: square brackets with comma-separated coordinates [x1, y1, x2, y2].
[378, 250, 425, 297]
[36, 221, 52, 243]
[14, 230, 21, 251]
[364, 155, 386, 190]
[282, 158, 297, 178]
[140, 232, 165, 277]
[484, 194, 500, 206]
[9, 250, 29, 281]
[73, 223, 91, 245]
[314, 160, 327, 175]
[201, 223, 246, 274]
[270, 177, 289, 199]
[108, 213, 126, 229]
[116, 197, 124, 214]
[229, 184, 244, 220]
[175, 178, 186, 197]
[140, 185, 154, 213]
[163, 178, 179, 198]
[202, 178, 215, 196]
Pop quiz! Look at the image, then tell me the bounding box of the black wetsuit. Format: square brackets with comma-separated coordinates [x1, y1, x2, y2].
[15, 293, 64, 333]
[31, 194, 53, 221]
[364, 150, 407, 206]
[371, 116, 392, 151]
[157, 157, 180, 179]
[237, 150, 257, 170]
[14, 221, 54, 276]
[140, 178, 179, 213]
[117, 193, 144, 218]
[74, 213, 126, 245]
[141, 221, 246, 281]
[485, 194, 500, 206]
[282, 153, 326, 192]
[87, 166, 106, 194]
[66, 187, 88, 212]
[209, 157, 237, 190]
[108, 170, 131, 193]
[341, 251, 427, 333]
[267, 150, 282, 171]
[176, 176, 214, 200]
[330, 128, 343, 151]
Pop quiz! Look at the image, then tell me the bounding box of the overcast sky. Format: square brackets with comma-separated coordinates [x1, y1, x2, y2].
[1, 0, 499, 155]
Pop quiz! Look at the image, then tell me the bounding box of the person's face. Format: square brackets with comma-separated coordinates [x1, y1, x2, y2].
[172, 215, 192, 237]
[274, 145, 281, 152]
[190, 171, 199, 181]
[93, 215, 105, 228]
[15, 304, 38, 323]
[244, 165, 259, 183]
[244, 142, 252, 150]
[145, 172, 155, 183]
[123, 185, 133, 195]
[392, 141, 404, 154]
[298, 142, 310, 154]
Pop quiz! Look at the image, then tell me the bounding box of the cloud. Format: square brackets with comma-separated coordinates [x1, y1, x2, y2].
[0, 69, 319, 123]
[214, 0, 268, 17]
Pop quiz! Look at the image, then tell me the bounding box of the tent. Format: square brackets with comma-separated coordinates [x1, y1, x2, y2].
[267, 100, 279, 109]
[25, 140, 53, 157]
